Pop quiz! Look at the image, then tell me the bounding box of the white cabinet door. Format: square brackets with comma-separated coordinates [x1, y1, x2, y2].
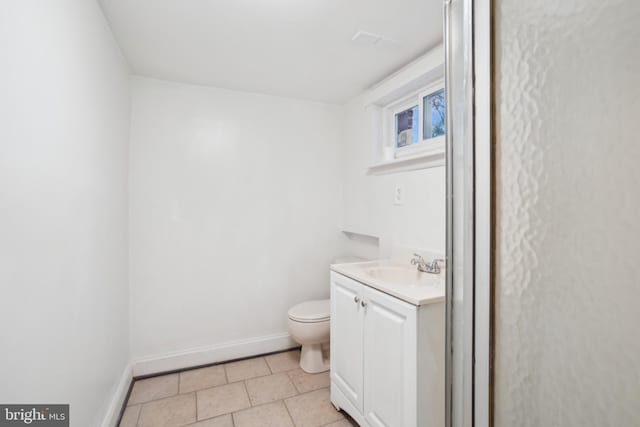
[362, 286, 417, 427]
[330, 272, 364, 412]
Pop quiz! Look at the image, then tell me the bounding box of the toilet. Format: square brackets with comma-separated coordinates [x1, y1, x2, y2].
[288, 299, 330, 373]
[288, 256, 367, 373]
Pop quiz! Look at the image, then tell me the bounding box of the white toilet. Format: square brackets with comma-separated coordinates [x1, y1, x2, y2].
[288, 299, 330, 373]
[288, 256, 367, 373]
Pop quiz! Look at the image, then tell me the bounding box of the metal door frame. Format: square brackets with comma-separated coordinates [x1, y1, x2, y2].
[444, 0, 492, 426]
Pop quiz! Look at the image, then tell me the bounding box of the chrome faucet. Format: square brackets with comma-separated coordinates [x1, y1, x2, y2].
[410, 254, 445, 274]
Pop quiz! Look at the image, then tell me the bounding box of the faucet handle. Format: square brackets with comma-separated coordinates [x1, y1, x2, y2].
[411, 253, 424, 265]
[428, 259, 445, 273]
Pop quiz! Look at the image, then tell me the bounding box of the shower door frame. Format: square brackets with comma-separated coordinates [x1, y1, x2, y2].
[444, 0, 493, 426]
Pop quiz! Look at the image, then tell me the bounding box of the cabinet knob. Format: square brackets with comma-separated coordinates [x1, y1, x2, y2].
[354, 296, 360, 304]
[361, 300, 367, 308]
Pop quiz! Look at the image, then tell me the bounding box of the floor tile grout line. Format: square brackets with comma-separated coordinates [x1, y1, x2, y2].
[286, 385, 330, 400]
[241, 380, 251, 412]
[126, 372, 181, 406]
[129, 389, 180, 408]
[133, 392, 197, 427]
[194, 382, 251, 423]
[287, 370, 304, 394]
[282, 398, 298, 427]
[283, 387, 344, 426]
[234, 398, 286, 412]
[194, 387, 199, 423]
[182, 412, 234, 427]
[230, 399, 297, 427]
[244, 370, 300, 406]
[134, 403, 142, 427]
[227, 370, 273, 384]
[243, 378, 252, 407]
[266, 355, 274, 374]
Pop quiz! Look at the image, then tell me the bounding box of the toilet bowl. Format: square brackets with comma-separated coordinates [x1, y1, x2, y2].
[288, 299, 330, 373]
[287, 257, 367, 373]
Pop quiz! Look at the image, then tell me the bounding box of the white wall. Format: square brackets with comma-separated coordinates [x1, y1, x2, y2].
[340, 93, 446, 258]
[0, 1, 131, 426]
[495, 1, 640, 425]
[129, 77, 345, 364]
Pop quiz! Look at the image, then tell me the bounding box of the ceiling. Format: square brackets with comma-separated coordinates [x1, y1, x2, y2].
[99, 0, 443, 104]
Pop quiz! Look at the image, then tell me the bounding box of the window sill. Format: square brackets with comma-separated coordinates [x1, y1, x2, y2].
[366, 147, 445, 175]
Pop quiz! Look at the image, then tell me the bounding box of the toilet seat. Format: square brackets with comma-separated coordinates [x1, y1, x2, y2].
[288, 299, 330, 323]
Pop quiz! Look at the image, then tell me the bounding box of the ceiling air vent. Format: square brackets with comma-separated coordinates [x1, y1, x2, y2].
[351, 30, 397, 47]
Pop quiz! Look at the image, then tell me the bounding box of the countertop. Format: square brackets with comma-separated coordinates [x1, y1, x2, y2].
[330, 259, 445, 306]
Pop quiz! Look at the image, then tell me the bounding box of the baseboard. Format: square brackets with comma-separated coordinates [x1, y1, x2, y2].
[101, 362, 133, 427]
[131, 332, 296, 377]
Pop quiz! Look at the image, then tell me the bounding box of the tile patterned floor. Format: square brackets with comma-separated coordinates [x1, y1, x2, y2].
[119, 350, 359, 427]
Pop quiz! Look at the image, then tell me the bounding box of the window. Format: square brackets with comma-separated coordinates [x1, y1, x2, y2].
[364, 50, 446, 173]
[395, 105, 419, 148]
[423, 88, 446, 140]
[388, 82, 446, 158]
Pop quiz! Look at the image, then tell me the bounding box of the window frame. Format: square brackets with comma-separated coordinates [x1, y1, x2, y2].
[390, 97, 420, 153]
[386, 78, 446, 159]
[421, 86, 446, 142]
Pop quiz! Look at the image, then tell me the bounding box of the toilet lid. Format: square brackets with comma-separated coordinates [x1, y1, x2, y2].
[288, 299, 330, 323]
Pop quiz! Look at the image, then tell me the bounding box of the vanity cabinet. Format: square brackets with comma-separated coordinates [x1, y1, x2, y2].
[330, 271, 444, 427]
[330, 272, 365, 412]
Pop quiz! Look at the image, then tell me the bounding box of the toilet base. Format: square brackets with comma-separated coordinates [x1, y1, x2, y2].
[300, 343, 329, 373]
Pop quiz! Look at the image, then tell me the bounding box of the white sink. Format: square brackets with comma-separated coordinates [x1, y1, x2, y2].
[363, 266, 439, 287]
[330, 259, 445, 306]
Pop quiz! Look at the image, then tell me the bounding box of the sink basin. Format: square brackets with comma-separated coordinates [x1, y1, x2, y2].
[363, 266, 439, 287]
[331, 259, 445, 305]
